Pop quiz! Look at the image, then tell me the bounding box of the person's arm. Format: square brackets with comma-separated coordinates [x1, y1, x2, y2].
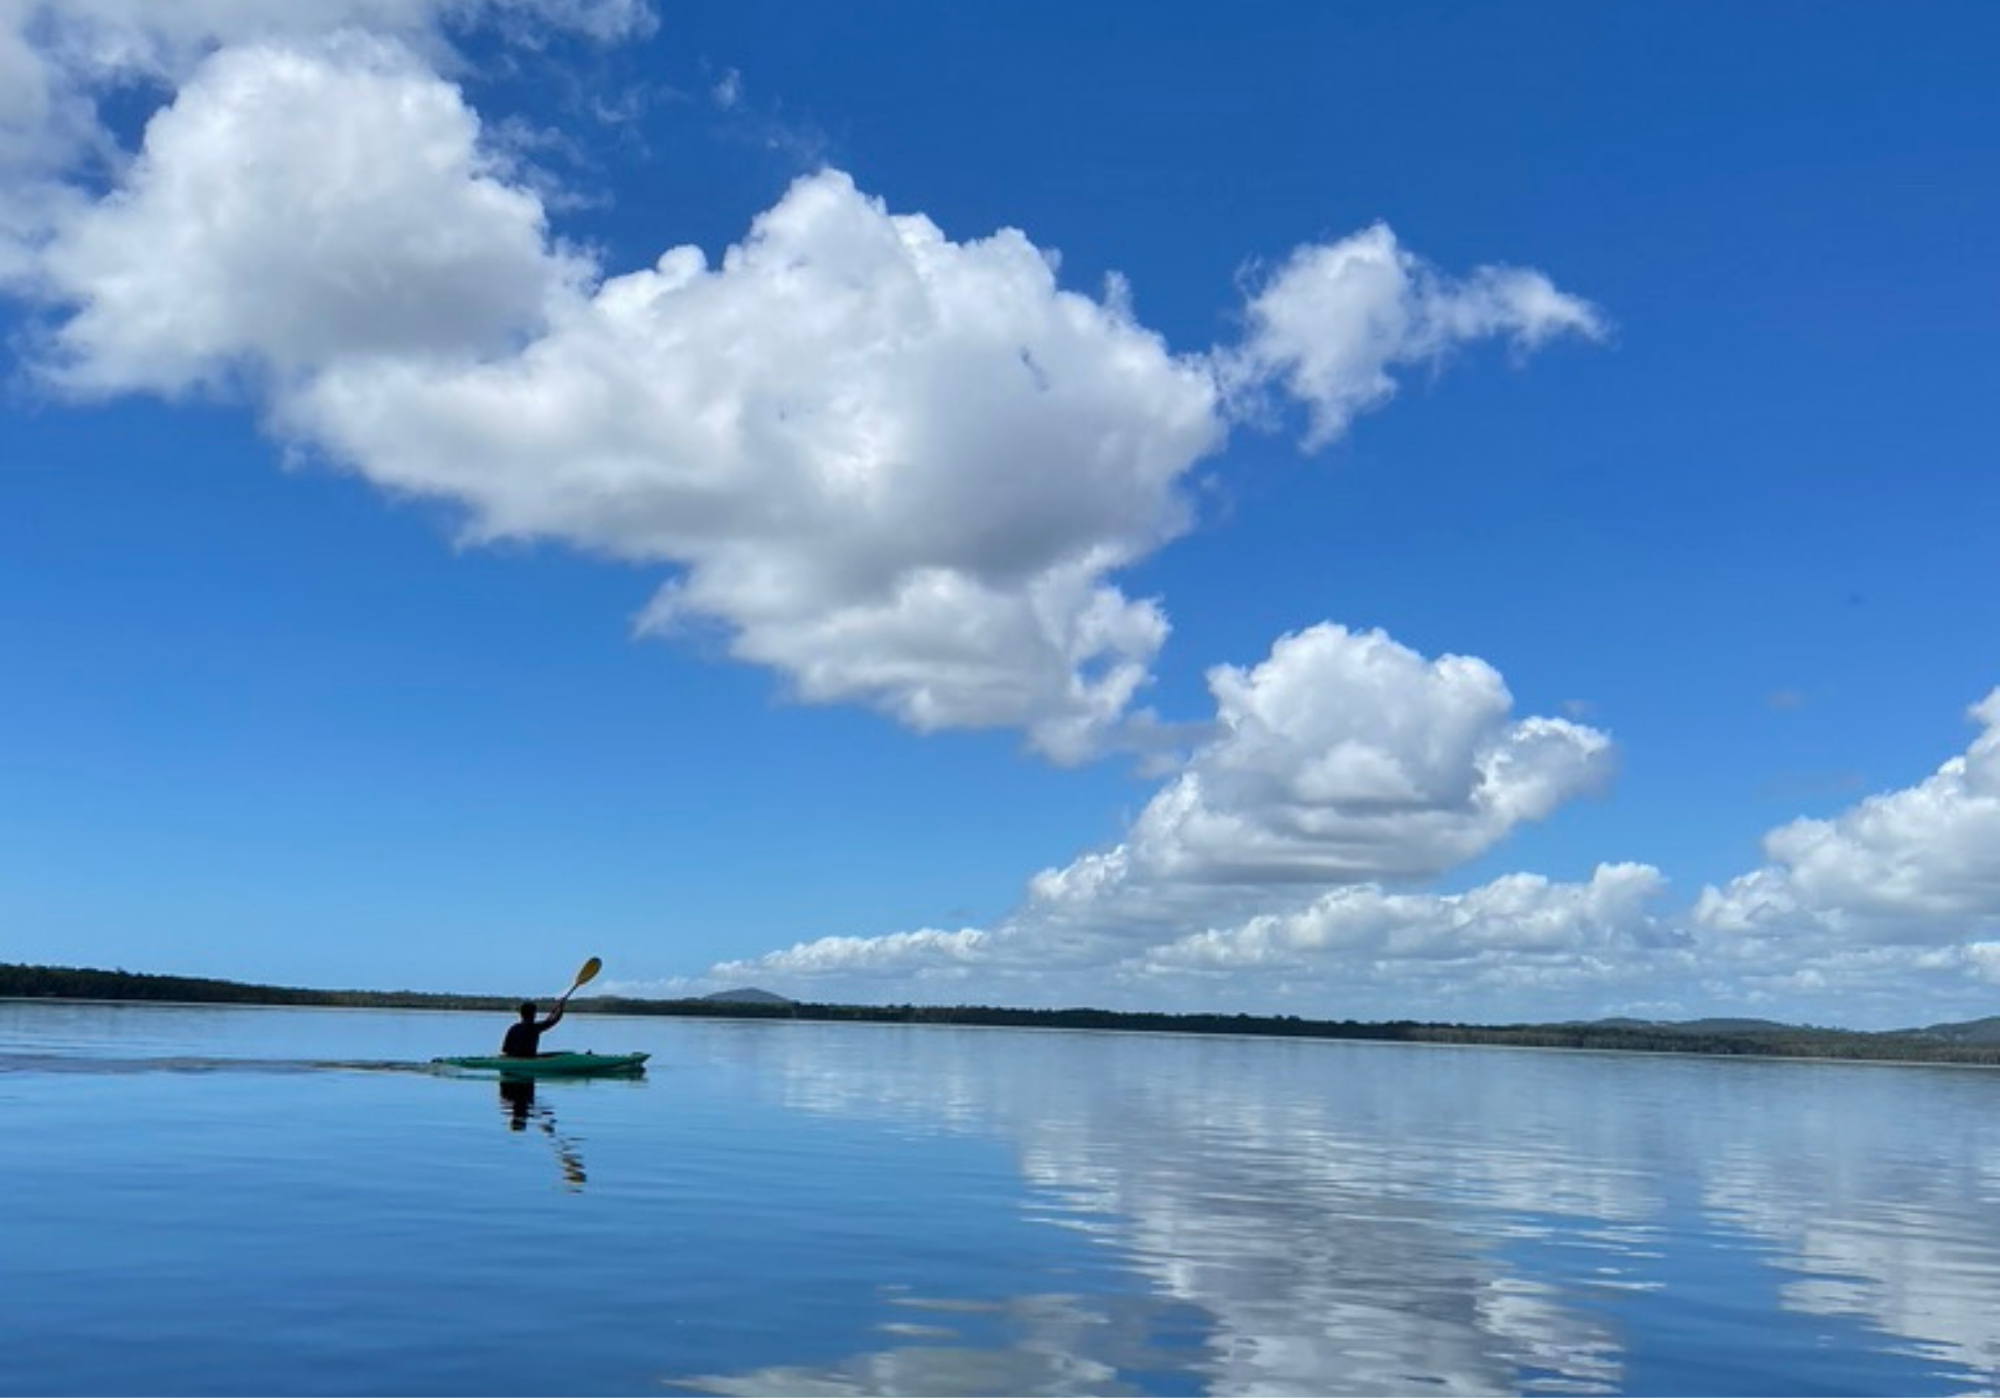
[538, 1000, 566, 1032]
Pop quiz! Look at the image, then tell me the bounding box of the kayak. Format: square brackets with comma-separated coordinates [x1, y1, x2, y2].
[433, 1052, 650, 1077]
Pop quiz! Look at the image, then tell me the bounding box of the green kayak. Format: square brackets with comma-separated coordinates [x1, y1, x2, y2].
[433, 1052, 650, 1077]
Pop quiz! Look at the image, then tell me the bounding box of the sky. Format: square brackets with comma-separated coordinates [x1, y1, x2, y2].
[1, 1, 1996, 1029]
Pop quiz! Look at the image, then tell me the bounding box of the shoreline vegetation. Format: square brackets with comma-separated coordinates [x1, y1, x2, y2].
[6, 961, 2000, 1066]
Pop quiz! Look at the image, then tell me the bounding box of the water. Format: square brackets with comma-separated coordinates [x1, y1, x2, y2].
[5, 1001, 2000, 1396]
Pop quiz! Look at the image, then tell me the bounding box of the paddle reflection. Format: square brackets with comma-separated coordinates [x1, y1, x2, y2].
[497, 1076, 588, 1190]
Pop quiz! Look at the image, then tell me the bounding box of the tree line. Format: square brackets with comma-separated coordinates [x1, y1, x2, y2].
[0, 962, 509, 1011]
[6, 962, 1997, 1067]
[593, 995, 2000, 1064]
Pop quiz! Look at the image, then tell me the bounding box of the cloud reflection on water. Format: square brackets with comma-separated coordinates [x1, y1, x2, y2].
[675, 1025, 2000, 1396]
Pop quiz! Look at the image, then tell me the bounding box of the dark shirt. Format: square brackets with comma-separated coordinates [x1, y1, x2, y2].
[501, 1005, 564, 1057]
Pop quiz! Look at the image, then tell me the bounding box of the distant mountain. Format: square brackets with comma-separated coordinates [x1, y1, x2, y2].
[1586, 1014, 2000, 1044]
[1896, 1016, 2000, 1045]
[699, 987, 794, 1006]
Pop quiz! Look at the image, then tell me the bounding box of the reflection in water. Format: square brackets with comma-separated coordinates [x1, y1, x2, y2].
[497, 1076, 587, 1190]
[1697, 1068, 2000, 1387]
[676, 1025, 2000, 1396]
[682, 1291, 1168, 1397]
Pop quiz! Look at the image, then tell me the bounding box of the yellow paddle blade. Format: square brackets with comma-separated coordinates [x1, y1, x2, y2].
[574, 956, 603, 988]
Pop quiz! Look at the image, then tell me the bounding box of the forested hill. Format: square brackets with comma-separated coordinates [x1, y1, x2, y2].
[6, 961, 2000, 1066]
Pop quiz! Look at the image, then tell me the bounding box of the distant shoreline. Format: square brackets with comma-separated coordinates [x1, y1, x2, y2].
[9, 961, 2000, 1068]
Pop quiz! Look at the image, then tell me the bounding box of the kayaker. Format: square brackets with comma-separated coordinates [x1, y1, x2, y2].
[501, 998, 565, 1057]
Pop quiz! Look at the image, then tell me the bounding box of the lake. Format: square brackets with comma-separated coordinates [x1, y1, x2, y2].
[4, 1000, 1998, 1397]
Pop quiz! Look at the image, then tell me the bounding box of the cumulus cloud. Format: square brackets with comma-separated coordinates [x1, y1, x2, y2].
[712, 625, 1632, 1011]
[1695, 689, 2000, 952]
[0, 0, 650, 286]
[284, 166, 1225, 759]
[42, 35, 585, 394]
[717, 927, 995, 983]
[1220, 222, 1607, 448]
[1113, 624, 1615, 886]
[1150, 862, 1669, 972]
[1620, 687, 2000, 1026]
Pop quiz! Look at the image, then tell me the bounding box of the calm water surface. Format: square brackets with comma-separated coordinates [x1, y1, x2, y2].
[5, 1000, 2000, 1396]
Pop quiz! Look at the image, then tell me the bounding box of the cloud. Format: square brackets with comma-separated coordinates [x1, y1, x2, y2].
[717, 864, 1677, 1021]
[995, 624, 1617, 959]
[1148, 862, 1669, 972]
[1121, 623, 1614, 885]
[1696, 688, 2000, 951]
[41, 35, 585, 394]
[0, 0, 651, 288]
[709, 65, 741, 110]
[715, 927, 995, 982]
[1674, 689, 2000, 1023]
[1220, 222, 1607, 449]
[285, 165, 1227, 760]
[712, 625, 1632, 1012]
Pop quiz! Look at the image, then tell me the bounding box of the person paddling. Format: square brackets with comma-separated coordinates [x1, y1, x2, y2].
[502, 998, 566, 1058]
[500, 956, 601, 1058]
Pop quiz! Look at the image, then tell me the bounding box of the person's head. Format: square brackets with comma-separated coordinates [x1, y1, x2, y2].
[518, 1000, 537, 1021]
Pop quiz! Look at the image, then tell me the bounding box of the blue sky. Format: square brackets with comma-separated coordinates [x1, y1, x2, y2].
[3, 1, 1996, 1027]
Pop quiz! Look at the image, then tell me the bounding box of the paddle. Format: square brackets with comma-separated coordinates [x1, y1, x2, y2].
[558, 956, 602, 1006]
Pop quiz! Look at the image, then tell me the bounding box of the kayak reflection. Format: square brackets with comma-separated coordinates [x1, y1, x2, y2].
[497, 1076, 587, 1190]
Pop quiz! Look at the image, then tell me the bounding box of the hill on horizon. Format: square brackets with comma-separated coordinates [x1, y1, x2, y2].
[1898, 1015, 2000, 1045]
[698, 987, 795, 1007]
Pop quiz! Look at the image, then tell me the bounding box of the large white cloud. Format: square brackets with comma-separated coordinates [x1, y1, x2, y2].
[1691, 689, 2000, 1016]
[18, 33, 1223, 758]
[286, 164, 1227, 759]
[42, 35, 584, 393]
[1111, 623, 1614, 886]
[1220, 222, 1607, 449]
[0, 0, 650, 288]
